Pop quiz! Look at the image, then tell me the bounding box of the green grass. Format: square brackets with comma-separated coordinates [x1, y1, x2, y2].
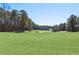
[0, 31, 79, 55]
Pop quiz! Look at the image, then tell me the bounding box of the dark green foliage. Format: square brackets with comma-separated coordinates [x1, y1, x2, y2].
[52, 25, 59, 32]
[67, 15, 78, 32]
[27, 18, 33, 31]
[59, 23, 67, 31]
[10, 10, 17, 19]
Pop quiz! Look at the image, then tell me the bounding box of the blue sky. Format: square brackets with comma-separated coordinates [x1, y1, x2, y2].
[9, 3, 79, 26]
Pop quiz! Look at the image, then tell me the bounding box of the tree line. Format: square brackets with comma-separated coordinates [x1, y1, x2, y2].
[0, 3, 79, 32]
[52, 14, 79, 32]
[0, 3, 37, 32]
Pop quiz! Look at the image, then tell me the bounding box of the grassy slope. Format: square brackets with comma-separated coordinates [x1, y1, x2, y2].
[0, 31, 79, 55]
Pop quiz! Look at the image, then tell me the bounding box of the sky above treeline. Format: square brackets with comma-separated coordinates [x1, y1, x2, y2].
[4, 3, 79, 26]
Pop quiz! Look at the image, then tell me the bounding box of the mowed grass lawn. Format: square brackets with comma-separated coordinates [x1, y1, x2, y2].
[0, 31, 79, 55]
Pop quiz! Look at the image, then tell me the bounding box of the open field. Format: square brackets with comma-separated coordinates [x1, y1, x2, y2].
[0, 31, 79, 55]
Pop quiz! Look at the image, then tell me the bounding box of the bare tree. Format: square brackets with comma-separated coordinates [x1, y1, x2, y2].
[0, 3, 11, 31]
